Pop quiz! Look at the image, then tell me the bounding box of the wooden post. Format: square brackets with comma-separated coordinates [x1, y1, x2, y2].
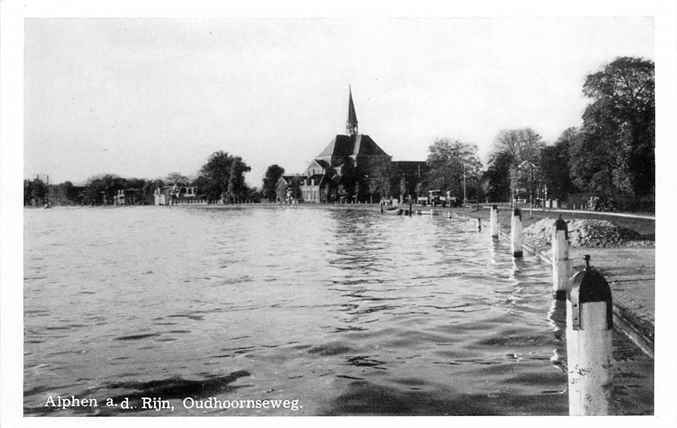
[552, 216, 570, 300]
[489, 205, 499, 239]
[566, 255, 613, 415]
[511, 208, 523, 257]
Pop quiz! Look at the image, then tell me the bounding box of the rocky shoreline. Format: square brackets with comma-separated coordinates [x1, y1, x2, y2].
[521, 218, 654, 250]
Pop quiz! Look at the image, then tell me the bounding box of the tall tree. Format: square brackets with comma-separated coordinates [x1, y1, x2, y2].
[197, 151, 235, 202]
[262, 164, 285, 202]
[425, 139, 483, 201]
[577, 56, 655, 198]
[540, 127, 577, 200]
[488, 128, 545, 201]
[491, 128, 546, 166]
[482, 150, 513, 202]
[225, 156, 251, 203]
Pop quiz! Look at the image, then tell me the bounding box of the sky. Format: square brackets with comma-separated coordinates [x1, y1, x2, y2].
[24, 17, 654, 186]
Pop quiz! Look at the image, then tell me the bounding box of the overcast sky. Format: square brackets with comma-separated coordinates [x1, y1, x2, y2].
[25, 17, 653, 186]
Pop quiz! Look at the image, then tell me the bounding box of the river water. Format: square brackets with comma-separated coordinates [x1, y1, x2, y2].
[23, 206, 653, 415]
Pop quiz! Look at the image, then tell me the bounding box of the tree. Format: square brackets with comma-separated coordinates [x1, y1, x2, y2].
[488, 128, 545, 202]
[30, 178, 48, 203]
[47, 181, 81, 205]
[225, 156, 251, 202]
[425, 139, 483, 201]
[539, 127, 577, 200]
[577, 56, 655, 199]
[141, 179, 162, 204]
[82, 174, 126, 205]
[24, 178, 49, 205]
[359, 159, 390, 203]
[24, 180, 32, 205]
[482, 151, 513, 202]
[196, 151, 235, 202]
[337, 157, 357, 202]
[491, 128, 545, 166]
[262, 164, 285, 201]
[569, 128, 616, 198]
[246, 187, 263, 203]
[165, 172, 190, 186]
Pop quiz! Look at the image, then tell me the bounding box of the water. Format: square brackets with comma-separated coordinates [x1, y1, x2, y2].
[23, 206, 653, 415]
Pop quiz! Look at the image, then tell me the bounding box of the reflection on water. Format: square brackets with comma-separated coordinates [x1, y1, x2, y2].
[23, 206, 652, 415]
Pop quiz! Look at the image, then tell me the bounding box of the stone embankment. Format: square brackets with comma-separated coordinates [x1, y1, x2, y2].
[520, 218, 654, 250]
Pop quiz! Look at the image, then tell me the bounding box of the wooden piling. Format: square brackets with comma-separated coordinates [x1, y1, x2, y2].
[566, 255, 613, 415]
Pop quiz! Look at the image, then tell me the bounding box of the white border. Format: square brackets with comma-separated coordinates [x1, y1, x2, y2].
[2, 1, 677, 427]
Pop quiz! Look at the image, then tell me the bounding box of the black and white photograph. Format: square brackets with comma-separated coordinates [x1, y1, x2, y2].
[1, 0, 676, 424]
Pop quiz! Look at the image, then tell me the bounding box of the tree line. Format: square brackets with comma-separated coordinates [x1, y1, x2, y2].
[24, 151, 261, 206]
[26, 57, 654, 212]
[394, 56, 653, 211]
[482, 56, 654, 211]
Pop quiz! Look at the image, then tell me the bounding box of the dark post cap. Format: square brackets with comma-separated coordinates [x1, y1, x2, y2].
[568, 254, 613, 330]
[555, 215, 568, 240]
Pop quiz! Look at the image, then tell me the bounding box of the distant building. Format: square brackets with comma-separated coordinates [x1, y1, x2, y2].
[154, 184, 197, 205]
[297, 87, 427, 203]
[113, 189, 140, 206]
[276, 175, 301, 203]
[299, 167, 325, 203]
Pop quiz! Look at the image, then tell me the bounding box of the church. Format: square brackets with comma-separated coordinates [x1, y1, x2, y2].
[299, 87, 427, 203]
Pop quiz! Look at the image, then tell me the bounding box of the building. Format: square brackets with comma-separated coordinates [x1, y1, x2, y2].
[275, 175, 301, 204]
[113, 188, 140, 206]
[298, 87, 426, 203]
[153, 184, 198, 205]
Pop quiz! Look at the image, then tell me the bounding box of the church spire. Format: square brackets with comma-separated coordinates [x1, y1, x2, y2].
[346, 85, 358, 137]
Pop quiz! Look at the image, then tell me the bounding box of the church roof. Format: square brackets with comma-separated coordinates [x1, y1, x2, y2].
[314, 159, 330, 169]
[316, 134, 389, 162]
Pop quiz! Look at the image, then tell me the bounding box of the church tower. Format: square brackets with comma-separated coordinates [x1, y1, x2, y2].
[346, 85, 358, 137]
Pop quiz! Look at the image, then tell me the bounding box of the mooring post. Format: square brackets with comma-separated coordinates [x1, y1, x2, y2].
[552, 216, 571, 300]
[511, 208, 523, 257]
[489, 205, 499, 239]
[566, 255, 613, 416]
[477, 217, 482, 231]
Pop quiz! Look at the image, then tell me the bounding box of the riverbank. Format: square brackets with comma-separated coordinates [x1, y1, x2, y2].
[454, 206, 655, 358]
